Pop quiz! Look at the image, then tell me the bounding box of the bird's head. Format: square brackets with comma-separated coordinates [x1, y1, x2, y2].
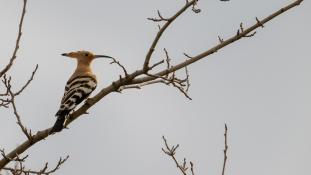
[61, 50, 113, 62]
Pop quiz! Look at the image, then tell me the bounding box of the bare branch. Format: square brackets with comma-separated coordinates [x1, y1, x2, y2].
[14, 64, 38, 96]
[218, 36, 224, 43]
[0, 149, 28, 163]
[185, 66, 190, 92]
[146, 72, 192, 100]
[10, 95, 33, 142]
[245, 31, 257, 37]
[150, 59, 165, 70]
[147, 10, 169, 22]
[107, 57, 128, 77]
[0, 77, 10, 97]
[0, 128, 50, 169]
[131, 0, 304, 85]
[8, 88, 32, 141]
[164, 48, 171, 70]
[111, 49, 191, 97]
[2, 155, 69, 175]
[0, 0, 304, 169]
[183, 53, 193, 59]
[38, 156, 69, 175]
[221, 124, 228, 175]
[2, 76, 33, 141]
[190, 161, 195, 175]
[0, 0, 28, 77]
[162, 136, 194, 175]
[118, 79, 167, 91]
[143, 0, 199, 71]
[0, 75, 12, 108]
[256, 17, 265, 28]
[239, 23, 257, 38]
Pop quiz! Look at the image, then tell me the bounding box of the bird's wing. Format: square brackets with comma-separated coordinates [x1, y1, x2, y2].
[56, 75, 97, 116]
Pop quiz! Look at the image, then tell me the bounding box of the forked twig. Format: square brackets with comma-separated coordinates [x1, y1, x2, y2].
[2, 155, 69, 175]
[15, 64, 39, 96]
[107, 57, 128, 77]
[143, 0, 199, 71]
[162, 136, 195, 175]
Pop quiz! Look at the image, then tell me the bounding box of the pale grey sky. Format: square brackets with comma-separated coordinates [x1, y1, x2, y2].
[0, 0, 310, 175]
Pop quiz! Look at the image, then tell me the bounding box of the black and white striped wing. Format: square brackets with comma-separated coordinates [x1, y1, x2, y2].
[56, 76, 97, 116]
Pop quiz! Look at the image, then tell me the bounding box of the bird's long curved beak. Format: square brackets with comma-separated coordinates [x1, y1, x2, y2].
[94, 55, 113, 59]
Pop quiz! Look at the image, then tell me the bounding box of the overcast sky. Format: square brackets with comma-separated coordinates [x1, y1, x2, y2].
[0, 0, 310, 175]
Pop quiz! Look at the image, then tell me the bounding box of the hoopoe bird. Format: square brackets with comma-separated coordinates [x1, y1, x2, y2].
[50, 50, 113, 134]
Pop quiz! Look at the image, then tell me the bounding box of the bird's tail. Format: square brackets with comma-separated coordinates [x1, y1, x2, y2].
[50, 115, 65, 134]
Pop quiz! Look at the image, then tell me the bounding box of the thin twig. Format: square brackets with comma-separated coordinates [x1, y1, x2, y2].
[1, 74, 33, 141]
[14, 64, 38, 96]
[147, 10, 170, 22]
[146, 72, 192, 100]
[162, 136, 187, 175]
[162, 136, 195, 175]
[183, 53, 193, 59]
[218, 36, 224, 43]
[185, 66, 190, 92]
[222, 124, 228, 175]
[118, 79, 167, 91]
[107, 57, 128, 77]
[150, 59, 165, 69]
[0, 149, 28, 163]
[190, 161, 195, 175]
[239, 22, 257, 38]
[256, 17, 264, 28]
[10, 92, 33, 142]
[164, 48, 171, 70]
[0, 0, 28, 77]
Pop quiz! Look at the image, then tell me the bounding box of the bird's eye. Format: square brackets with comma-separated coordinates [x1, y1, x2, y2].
[85, 53, 89, 57]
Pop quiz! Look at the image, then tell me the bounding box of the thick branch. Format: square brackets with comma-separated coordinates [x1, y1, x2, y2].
[0, 0, 27, 77]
